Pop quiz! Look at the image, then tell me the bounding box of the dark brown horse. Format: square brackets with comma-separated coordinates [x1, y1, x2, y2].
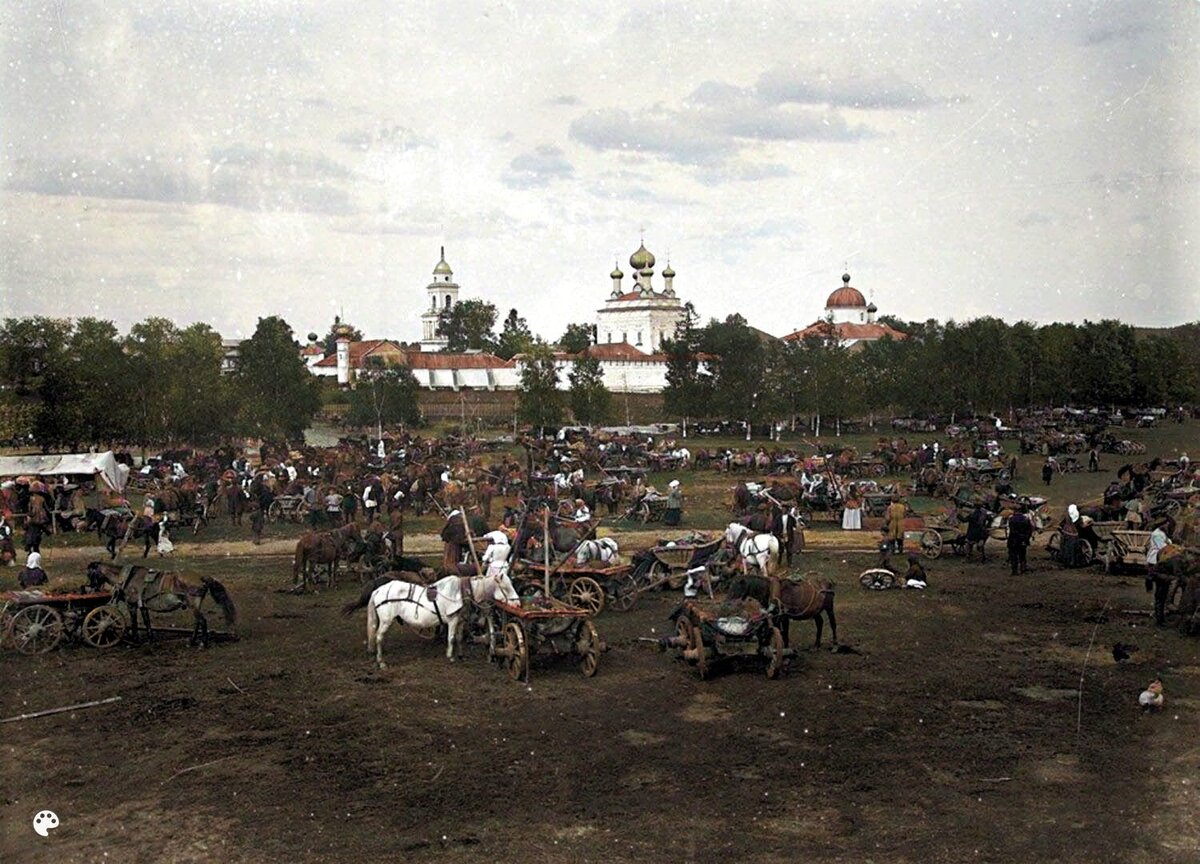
[292, 531, 342, 592]
[727, 574, 837, 648]
[86, 561, 236, 646]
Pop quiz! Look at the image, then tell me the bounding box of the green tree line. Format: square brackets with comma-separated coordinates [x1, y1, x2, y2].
[663, 314, 1198, 432]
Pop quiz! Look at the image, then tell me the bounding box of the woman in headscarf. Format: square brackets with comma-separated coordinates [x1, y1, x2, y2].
[663, 480, 683, 526]
[19, 550, 47, 588]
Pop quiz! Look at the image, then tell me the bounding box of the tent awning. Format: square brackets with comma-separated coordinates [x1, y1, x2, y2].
[0, 451, 130, 493]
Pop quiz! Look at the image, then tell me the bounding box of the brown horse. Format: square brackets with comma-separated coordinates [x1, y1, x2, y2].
[727, 573, 837, 649]
[86, 561, 236, 647]
[292, 531, 342, 592]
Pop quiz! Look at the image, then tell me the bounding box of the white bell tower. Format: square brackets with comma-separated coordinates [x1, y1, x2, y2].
[419, 247, 460, 352]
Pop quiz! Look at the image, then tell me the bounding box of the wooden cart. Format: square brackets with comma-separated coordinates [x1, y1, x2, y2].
[664, 598, 788, 680]
[1, 588, 125, 655]
[1103, 529, 1154, 573]
[516, 559, 628, 616]
[488, 598, 604, 683]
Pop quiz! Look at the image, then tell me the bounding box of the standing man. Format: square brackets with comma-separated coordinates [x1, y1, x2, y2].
[1088, 447, 1100, 473]
[1007, 505, 1033, 575]
[1041, 458, 1054, 486]
[885, 495, 907, 555]
[1145, 521, 1173, 625]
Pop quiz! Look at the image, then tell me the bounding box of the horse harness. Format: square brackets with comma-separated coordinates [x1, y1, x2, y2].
[373, 576, 477, 627]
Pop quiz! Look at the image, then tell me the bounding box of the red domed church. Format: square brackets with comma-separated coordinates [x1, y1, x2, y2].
[782, 272, 907, 349]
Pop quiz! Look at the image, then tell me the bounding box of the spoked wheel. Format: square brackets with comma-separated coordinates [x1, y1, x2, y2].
[81, 606, 126, 649]
[567, 577, 605, 616]
[1078, 539, 1095, 566]
[920, 530, 943, 559]
[859, 568, 897, 590]
[10, 604, 65, 655]
[503, 621, 527, 681]
[637, 502, 652, 524]
[267, 500, 282, 523]
[674, 615, 692, 648]
[610, 573, 639, 612]
[766, 626, 785, 679]
[576, 620, 601, 677]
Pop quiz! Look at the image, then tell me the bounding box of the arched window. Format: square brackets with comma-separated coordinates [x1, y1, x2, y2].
[444, 294, 452, 309]
[430, 296, 436, 311]
[622, 331, 627, 343]
[606, 332, 612, 343]
[636, 331, 642, 345]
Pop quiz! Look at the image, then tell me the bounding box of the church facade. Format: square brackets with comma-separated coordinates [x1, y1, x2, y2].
[595, 242, 685, 354]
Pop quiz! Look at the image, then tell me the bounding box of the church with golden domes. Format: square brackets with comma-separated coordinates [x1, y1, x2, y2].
[595, 241, 685, 355]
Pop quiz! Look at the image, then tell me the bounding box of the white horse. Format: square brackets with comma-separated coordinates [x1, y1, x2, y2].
[366, 570, 520, 668]
[725, 522, 780, 578]
[576, 537, 619, 566]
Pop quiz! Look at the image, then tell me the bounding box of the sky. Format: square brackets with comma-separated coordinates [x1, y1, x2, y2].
[1, 0, 1197, 343]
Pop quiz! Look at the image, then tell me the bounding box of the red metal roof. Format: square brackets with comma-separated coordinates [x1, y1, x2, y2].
[404, 352, 514, 370]
[783, 321, 907, 343]
[825, 286, 867, 308]
[312, 340, 405, 368]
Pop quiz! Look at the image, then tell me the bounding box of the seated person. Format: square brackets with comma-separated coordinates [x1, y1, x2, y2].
[19, 551, 48, 588]
[904, 555, 928, 589]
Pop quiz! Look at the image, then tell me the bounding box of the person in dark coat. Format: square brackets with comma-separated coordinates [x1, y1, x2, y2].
[965, 501, 991, 563]
[19, 550, 47, 587]
[1006, 505, 1034, 574]
[1041, 459, 1054, 486]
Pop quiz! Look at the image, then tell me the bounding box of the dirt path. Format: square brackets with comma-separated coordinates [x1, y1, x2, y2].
[3, 542, 1198, 863]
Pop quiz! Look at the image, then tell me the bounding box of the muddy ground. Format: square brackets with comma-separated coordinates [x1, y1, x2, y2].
[3, 535, 1199, 864]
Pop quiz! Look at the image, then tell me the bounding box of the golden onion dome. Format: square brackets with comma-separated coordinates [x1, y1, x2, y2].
[629, 243, 655, 271]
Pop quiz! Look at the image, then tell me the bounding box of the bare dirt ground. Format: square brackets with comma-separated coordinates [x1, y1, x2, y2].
[3, 535, 1200, 864]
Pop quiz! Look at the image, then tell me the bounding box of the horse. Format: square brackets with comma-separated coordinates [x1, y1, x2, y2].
[724, 522, 780, 579]
[740, 505, 803, 567]
[292, 531, 342, 592]
[727, 573, 838, 648]
[576, 537, 619, 566]
[361, 570, 520, 667]
[86, 561, 236, 647]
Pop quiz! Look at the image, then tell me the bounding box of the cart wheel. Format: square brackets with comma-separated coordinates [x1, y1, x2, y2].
[81, 606, 126, 649]
[503, 621, 527, 681]
[689, 622, 708, 680]
[1045, 530, 1062, 555]
[1163, 499, 1182, 517]
[637, 502, 651, 524]
[871, 463, 886, 477]
[920, 530, 943, 559]
[267, 500, 282, 523]
[766, 626, 785, 679]
[1079, 539, 1095, 566]
[9, 604, 65, 655]
[859, 568, 897, 590]
[567, 577, 605, 616]
[611, 573, 639, 612]
[577, 620, 600, 677]
[674, 615, 692, 650]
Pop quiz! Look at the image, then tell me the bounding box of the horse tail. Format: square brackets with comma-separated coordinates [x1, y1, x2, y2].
[293, 542, 307, 580]
[201, 575, 238, 627]
[341, 576, 392, 617]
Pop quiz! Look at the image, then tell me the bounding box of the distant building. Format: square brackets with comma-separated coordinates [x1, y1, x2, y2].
[419, 247, 459, 352]
[596, 241, 685, 354]
[220, 338, 243, 375]
[782, 273, 907, 349]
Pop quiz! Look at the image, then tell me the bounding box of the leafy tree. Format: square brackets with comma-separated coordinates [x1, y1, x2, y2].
[236, 316, 322, 441]
[0, 317, 72, 396]
[1134, 335, 1190, 406]
[698, 314, 767, 429]
[517, 341, 564, 434]
[67, 318, 130, 445]
[346, 358, 422, 436]
[662, 303, 710, 435]
[558, 323, 594, 354]
[124, 317, 180, 446]
[321, 316, 362, 356]
[568, 354, 611, 425]
[496, 309, 534, 360]
[171, 323, 232, 444]
[437, 299, 497, 353]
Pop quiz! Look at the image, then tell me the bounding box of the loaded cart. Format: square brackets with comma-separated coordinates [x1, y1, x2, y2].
[488, 597, 605, 683]
[664, 598, 789, 679]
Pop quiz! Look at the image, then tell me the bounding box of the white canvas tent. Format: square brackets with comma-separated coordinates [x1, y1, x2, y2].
[0, 451, 130, 493]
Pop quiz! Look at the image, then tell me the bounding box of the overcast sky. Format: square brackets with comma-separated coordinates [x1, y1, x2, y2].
[1, 1, 1196, 343]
